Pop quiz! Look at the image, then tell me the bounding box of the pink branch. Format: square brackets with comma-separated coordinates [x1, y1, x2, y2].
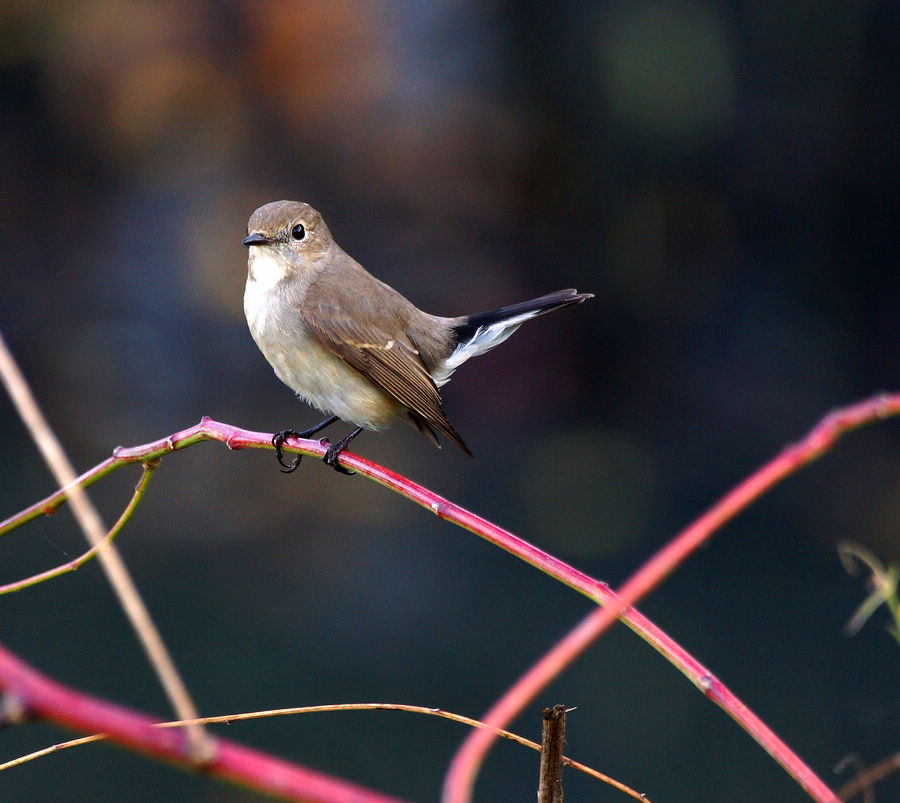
[444, 395, 900, 802]
[0, 642, 407, 802]
[6, 395, 896, 800]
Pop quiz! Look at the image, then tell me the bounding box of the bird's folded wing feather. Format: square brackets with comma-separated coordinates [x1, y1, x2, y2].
[298, 303, 465, 449]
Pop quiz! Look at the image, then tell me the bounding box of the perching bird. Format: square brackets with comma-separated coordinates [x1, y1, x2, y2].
[242, 200, 592, 473]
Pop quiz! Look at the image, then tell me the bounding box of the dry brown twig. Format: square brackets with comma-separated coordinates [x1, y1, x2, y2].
[0, 333, 211, 762]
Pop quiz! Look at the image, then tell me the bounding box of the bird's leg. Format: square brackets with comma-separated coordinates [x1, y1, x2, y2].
[322, 427, 364, 475]
[272, 415, 340, 473]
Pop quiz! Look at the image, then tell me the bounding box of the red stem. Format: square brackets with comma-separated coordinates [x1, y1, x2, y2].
[0, 642, 407, 803]
[6, 395, 896, 801]
[443, 395, 900, 802]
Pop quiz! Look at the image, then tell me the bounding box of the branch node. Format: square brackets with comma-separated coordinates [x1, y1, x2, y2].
[875, 391, 893, 418]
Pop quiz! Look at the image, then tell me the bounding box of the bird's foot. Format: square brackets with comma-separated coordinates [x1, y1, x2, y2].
[273, 421, 360, 475]
[272, 430, 304, 473]
[320, 426, 364, 474]
[322, 439, 355, 475]
[272, 416, 341, 474]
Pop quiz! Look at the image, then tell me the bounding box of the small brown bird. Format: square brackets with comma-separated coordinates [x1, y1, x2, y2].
[242, 201, 592, 473]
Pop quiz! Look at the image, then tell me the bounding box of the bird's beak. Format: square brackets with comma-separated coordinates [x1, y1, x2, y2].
[242, 232, 272, 247]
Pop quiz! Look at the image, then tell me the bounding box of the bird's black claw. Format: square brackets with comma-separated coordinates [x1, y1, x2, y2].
[279, 456, 302, 473]
[322, 442, 355, 475]
[273, 420, 358, 475]
[272, 430, 303, 473]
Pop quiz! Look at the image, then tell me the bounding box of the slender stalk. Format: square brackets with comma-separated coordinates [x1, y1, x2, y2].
[0, 643, 408, 803]
[0, 334, 210, 761]
[0, 463, 156, 594]
[835, 751, 900, 801]
[2, 702, 649, 801]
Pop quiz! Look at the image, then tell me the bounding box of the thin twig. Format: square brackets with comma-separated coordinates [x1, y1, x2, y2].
[0, 734, 106, 771]
[1, 702, 650, 801]
[835, 751, 900, 801]
[0, 644, 407, 803]
[0, 463, 156, 594]
[0, 333, 210, 761]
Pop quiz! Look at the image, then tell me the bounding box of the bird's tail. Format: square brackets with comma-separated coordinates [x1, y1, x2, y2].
[432, 289, 592, 387]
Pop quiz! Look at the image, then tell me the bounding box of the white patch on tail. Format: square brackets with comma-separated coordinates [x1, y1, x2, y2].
[431, 310, 540, 387]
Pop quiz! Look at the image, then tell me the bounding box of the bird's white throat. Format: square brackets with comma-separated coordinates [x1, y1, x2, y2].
[244, 247, 292, 336]
[247, 246, 291, 290]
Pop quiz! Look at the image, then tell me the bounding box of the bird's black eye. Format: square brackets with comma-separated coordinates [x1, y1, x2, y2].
[291, 223, 306, 241]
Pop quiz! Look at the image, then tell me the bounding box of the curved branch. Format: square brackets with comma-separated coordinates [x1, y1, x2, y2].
[0, 642, 407, 803]
[6, 395, 898, 801]
[444, 395, 900, 803]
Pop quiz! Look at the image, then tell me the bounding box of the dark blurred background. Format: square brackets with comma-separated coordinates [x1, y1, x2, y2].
[1, 1, 898, 800]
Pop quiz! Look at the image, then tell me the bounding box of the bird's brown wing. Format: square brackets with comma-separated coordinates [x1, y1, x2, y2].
[298, 301, 471, 455]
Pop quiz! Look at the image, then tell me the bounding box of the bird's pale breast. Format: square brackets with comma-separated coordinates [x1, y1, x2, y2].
[244, 257, 401, 430]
